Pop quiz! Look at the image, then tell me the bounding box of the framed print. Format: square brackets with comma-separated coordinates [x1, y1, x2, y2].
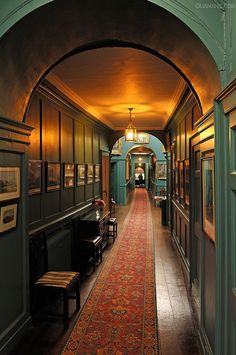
[87, 164, 94, 184]
[202, 156, 215, 242]
[175, 161, 179, 197]
[111, 139, 122, 155]
[171, 169, 175, 198]
[77, 164, 86, 186]
[171, 143, 176, 170]
[0, 203, 17, 233]
[126, 158, 130, 181]
[28, 160, 42, 195]
[135, 132, 150, 144]
[46, 162, 61, 191]
[184, 159, 190, 206]
[94, 164, 100, 182]
[179, 161, 184, 200]
[0, 167, 20, 202]
[156, 161, 167, 180]
[63, 163, 75, 188]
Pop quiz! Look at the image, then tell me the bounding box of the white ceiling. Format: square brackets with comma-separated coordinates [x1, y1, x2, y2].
[48, 47, 186, 130]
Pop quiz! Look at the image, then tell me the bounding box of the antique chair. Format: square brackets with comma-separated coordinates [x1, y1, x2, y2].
[110, 197, 116, 217]
[29, 234, 80, 330]
[108, 217, 117, 242]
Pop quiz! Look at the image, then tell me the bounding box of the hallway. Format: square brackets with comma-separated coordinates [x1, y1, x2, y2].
[12, 190, 200, 355]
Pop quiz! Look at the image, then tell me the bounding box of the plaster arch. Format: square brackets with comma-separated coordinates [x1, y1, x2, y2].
[111, 134, 165, 161]
[109, 130, 167, 152]
[127, 145, 158, 156]
[0, 0, 220, 121]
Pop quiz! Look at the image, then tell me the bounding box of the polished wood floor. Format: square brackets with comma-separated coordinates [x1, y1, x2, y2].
[12, 190, 200, 355]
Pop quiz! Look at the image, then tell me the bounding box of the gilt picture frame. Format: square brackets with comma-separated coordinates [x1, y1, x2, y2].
[28, 160, 42, 195]
[202, 156, 215, 242]
[63, 163, 75, 188]
[0, 167, 20, 201]
[184, 159, 190, 206]
[94, 164, 100, 182]
[0, 203, 17, 233]
[87, 164, 94, 184]
[179, 161, 184, 201]
[175, 161, 179, 197]
[135, 132, 150, 144]
[156, 161, 167, 180]
[46, 162, 61, 191]
[76, 164, 86, 186]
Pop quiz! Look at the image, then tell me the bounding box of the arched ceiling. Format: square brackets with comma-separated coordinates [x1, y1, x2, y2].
[0, 0, 220, 122]
[49, 47, 186, 130]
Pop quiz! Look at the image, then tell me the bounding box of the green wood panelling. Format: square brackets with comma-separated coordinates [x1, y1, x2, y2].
[27, 93, 41, 160]
[180, 119, 185, 160]
[74, 121, 85, 163]
[75, 185, 85, 205]
[0, 121, 32, 354]
[42, 99, 60, 162]
[61, 113, 73, 162]
[93, 131, 99, 164]
[61, 188, 74, 211]
[26, 85, 109, 231]
[86, 184, 93, 201]
[185, 111, 192, 159]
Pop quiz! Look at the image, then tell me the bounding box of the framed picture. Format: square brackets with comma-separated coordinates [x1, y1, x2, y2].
[111, 139, 122, 155]
[156, 161, 167, 180]
[202, 156, 215, 242]
[87, 164, 94, 184]
[0, 167, 20, 201]
[179, 161, 184, 200]
[63, 163, 75, 188]
[175, 161, 179, 197]
[136, 132, 150, 144]
[46, 162, 61, 191]
[171, 169, 175, 198]
[28, 160, 42, 195]
[184, 159, 190, 206]
[171, 143, 176, 170]
[76, 164, 86, 186]
[0, 203, 17, 233]
[94, 164, 100, 182]
[126, 157, 130, 181]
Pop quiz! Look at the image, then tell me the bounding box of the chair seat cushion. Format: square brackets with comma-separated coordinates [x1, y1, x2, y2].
[35, 271, 78, 289]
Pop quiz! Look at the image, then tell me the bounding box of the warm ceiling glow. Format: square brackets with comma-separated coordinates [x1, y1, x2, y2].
[109, 103, 151, 113]
[51, 47, 185, 130]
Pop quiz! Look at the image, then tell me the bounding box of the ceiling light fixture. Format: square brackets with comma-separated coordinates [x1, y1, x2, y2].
[125, 108, 137, 142]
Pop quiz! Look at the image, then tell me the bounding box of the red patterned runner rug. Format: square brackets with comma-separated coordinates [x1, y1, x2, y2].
[62, 188, 159, 354]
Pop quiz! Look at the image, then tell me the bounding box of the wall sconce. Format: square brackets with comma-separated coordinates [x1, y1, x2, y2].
[125, 108, 137, 142]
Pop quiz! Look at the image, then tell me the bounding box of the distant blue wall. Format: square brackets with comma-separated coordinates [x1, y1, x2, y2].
[111, 135, 166, 205]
